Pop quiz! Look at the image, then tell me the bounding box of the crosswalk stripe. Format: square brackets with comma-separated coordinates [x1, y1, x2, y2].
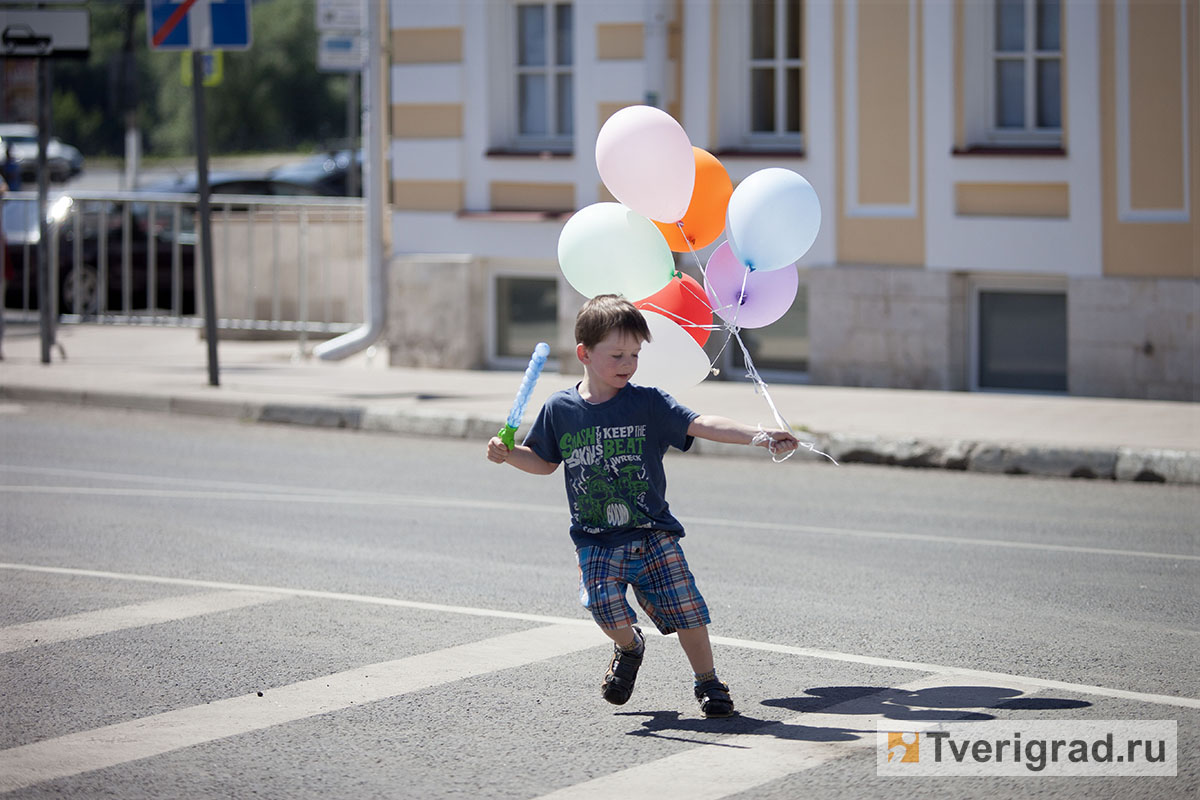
[0, 591, 283, 653]
[0, 623, 607, 794]
[3, 562, 1198, 711]
[533, 674, 1046, 799]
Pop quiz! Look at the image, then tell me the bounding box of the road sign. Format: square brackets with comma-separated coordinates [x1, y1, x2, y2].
[181, 50, 223, 86]
[147, 0, 251, 52]
[318, 31, 363, 72]
[0, 8, 90, 57]
[316, 0, 363, 32]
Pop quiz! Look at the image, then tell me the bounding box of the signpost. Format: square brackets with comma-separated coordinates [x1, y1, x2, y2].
[1, 5, 90, 365]
[147, 0, 250, 387]
[316, 0, 363, 198]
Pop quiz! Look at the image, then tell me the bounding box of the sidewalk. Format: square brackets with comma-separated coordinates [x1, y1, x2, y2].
[2, 322, 1198, 485]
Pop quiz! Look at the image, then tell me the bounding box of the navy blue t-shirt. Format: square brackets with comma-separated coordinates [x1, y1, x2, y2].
[523, 383, 698, 549]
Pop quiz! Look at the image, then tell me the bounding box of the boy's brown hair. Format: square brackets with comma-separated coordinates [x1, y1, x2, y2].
[574, 294, 652, 349]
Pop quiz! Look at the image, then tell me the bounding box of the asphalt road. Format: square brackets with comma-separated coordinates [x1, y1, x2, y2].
[1, 402, 1196, 798]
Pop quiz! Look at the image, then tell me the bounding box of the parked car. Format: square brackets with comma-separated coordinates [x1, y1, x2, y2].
[142, 170, 317, 198]
[267, 149, 362, 196]
[3, 173, 310, 316]
[3, 194, 193, 316]
[1, 194, 110, 314]
[0, 123, 84, 183]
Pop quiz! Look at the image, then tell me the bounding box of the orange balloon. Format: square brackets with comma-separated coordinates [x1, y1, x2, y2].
[634, 273, 714, 346]
[654, 148, 733, 253]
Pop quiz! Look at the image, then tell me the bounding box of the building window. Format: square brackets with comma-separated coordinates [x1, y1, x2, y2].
[746, 0, 804, 149]
[495, 276, 558, 359]
[988, 0, 1062, 143]
[514, 2, 573, 149]
[977, 289, 1067, 391]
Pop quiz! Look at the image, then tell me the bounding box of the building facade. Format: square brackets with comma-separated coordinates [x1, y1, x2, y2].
[381, 0, 1198, 401]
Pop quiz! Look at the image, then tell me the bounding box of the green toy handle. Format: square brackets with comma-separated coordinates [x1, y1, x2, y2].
[498, 424, 518, 450]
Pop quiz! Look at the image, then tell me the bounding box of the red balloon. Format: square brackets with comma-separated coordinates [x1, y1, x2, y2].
[634, 273, 713, 346]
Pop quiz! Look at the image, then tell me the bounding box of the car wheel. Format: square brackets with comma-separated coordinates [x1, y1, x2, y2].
[61, 264, 100, 316]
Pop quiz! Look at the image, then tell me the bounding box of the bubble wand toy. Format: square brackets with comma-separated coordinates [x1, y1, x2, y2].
[498, 342, 551, 450]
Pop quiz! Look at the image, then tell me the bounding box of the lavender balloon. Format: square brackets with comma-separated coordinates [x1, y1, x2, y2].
[703, 242, 799, 329]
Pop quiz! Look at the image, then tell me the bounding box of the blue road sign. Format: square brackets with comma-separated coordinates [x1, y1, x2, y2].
[147, 0, 251, 51]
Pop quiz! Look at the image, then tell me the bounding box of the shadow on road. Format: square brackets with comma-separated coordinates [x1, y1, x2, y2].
[762, 684, 1091, 721]
[618, 684, 1092, 747]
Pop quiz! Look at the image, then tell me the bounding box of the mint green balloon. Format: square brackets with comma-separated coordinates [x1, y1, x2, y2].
[557, 202, 675, 300]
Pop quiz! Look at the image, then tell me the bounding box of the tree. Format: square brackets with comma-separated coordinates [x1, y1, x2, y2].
[50, 0, 347, 157]
[51, 0, 158, 156]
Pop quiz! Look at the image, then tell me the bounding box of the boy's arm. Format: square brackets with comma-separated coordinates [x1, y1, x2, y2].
[688, 414, 799, 452]
[486, 437, 560, 475]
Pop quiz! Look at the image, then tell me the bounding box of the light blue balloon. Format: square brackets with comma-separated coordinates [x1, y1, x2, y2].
[725, 168, 821, 272]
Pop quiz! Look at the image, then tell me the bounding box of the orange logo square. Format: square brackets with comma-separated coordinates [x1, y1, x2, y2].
[887, 731, 920, 763]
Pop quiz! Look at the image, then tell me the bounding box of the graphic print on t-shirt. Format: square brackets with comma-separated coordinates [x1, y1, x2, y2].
[559, 423, 652, 533]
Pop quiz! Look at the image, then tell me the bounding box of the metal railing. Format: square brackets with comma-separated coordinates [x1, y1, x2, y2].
[2, 190, 365, 348]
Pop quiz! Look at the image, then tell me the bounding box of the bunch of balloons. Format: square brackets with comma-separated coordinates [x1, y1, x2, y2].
[557, 105, 821, 393]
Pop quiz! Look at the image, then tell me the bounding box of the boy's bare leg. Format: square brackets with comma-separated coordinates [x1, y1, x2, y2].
[600, 624, 641, 649]
[676, 625, 715, 675]
[679, 624, 734, 717]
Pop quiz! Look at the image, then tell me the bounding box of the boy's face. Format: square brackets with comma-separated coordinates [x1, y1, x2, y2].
[578, 329, 643, 393]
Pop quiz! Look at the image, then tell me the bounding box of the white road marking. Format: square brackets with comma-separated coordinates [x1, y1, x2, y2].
[534, 673, 1046, 799]
[684, 514, 1200, 563]
[0, 484, 545, 516]
[0, 623, 608, 793]
[2, 478, 1196, 563]
[2, 563, 1197, 711]
[708, 635, 1200, 711]
[0, 591, 283, 653]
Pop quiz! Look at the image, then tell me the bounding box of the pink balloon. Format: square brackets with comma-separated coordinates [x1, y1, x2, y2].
[703, 242, 799, 329]
[596, 105, 695, 223]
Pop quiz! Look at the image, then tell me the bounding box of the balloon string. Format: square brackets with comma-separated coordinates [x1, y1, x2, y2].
[671, 221, 837, 466]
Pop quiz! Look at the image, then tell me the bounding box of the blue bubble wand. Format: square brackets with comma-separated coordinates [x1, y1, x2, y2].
[498, 342, 551, 449]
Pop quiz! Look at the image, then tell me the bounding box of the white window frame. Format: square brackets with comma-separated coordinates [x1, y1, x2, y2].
[718, 0, 806, 152]
[493, 1, 574, 155]
[964, 0, 1063, 148]
[487, 268, 563, 370]
[968, 275, 1068, 393]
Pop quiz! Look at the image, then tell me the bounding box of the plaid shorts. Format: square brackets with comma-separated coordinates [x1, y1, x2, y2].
[576, 531, 710, 635]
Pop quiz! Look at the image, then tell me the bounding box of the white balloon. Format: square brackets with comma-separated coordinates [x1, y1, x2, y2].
[632, 310, 712, 394]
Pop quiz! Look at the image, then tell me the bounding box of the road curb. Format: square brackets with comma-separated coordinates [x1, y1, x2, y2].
[4, 384, 1198, 486]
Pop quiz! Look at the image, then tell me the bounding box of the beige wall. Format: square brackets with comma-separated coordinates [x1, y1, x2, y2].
[391, 27, 462, 63]
[1101, 0, 1198, 278]
[835, 0, 925, 265]
[392, 181, 464, 212]
[489, 182, 575, 213]
[391, 104, 463, 138]
[955, 183, 1070, 218]
[596, 23, 643, 60]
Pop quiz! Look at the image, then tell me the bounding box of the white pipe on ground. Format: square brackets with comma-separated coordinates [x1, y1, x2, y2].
[316, 0, 384, 361]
